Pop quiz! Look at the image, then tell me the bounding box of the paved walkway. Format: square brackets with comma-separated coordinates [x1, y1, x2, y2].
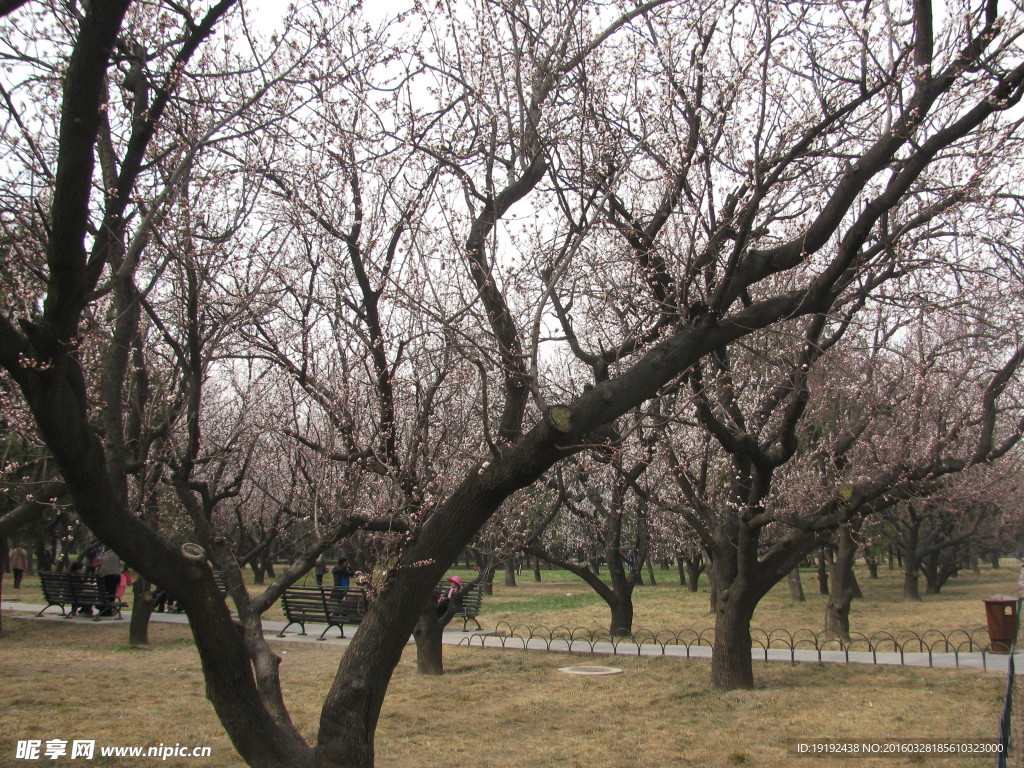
[2, 598, 1017, 673]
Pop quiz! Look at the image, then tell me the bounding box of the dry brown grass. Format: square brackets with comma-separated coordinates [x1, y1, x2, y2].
[0, 613, 1006, 768]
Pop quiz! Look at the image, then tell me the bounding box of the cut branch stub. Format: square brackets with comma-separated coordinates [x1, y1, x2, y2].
[547, 405, 573, 434]
[181, 542, 207, 562]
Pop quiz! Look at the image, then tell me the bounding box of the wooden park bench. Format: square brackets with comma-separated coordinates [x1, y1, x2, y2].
[277, 586, 369, 640]
[37, 571, 127, 621]
[436, 581, 483, 631]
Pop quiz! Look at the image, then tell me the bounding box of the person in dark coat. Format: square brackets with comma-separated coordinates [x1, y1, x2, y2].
[332, 557, 355, 598]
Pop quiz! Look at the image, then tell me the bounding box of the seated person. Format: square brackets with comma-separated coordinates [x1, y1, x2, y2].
[68, 561, 93, 617]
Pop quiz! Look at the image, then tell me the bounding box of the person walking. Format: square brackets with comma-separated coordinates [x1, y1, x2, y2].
[10, 545, 28, 589]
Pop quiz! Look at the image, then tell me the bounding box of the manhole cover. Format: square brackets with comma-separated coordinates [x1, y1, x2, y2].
[558, 665, 623, 676]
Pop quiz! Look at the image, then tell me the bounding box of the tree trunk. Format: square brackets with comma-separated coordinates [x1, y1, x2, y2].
[412, 604, 444, 675]
[923, 552, 940, 595]
[686, 557, 703, 592]
[708, 570, 718, 614]
[0, 553, 5, 637]
[251, 561, 266, 586]
[825, 527, 857, 641]
[609, 597, 634, 637]
[533, 556, 542, 582]
[865, 556, 879, 578]
[711, 586, 756, 690]
[850, 567, 863, 599]
[991, 554, 1001, 569]
[504, 558, 517, 587]
[816, 549, 829, 595]
[786, 567, 806, 602]
[645, 557, 656, 586]
[128, 576, 154, 646]
[903, 564, 923, 601]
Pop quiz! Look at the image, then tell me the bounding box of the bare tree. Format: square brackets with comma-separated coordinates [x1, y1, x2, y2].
[5, 1, 1024, 765]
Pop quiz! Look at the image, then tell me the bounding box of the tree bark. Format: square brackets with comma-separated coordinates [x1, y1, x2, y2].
[865, 556, 879, 578]
[609, 596, 634, 637]
[128, 576, 154, 646]
[645, 557, 656, 586]
[903, 565, 923, 601]
[504, 558, 517, 587]
[710, 586, 756, 690]
[412, 604, 445, 675]
[816, 548, 830, 595]
[825, 527, 857, 640]
[787, 567, 806, 602]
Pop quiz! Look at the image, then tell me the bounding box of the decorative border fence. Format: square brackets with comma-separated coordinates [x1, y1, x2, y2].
[458, 621, 1013, 670]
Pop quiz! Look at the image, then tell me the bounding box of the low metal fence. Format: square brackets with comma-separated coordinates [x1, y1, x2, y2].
[459, 621, 1012, 670]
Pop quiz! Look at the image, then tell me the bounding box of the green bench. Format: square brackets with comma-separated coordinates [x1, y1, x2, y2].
[277, 586, 369, 640]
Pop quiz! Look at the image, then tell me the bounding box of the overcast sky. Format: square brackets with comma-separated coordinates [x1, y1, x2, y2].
[247, 0, 416, 31]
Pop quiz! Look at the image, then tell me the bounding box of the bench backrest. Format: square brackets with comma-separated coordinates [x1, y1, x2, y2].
[39, 571, 105, 604]
[281, 586, 368, 622]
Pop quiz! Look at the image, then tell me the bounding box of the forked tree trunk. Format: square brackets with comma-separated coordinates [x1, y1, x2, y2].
[922, 553, 957, 595]
[251, 563, 266, 585]
[903, 564, 923, 601]
[787, 567, 806, 602]
[645, 557, 656, 586]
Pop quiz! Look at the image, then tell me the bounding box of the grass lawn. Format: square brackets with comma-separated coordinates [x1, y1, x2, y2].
[0, 616, 1007, 768]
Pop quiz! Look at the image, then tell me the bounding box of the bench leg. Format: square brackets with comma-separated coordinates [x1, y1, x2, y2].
[318, 625, 345, 641]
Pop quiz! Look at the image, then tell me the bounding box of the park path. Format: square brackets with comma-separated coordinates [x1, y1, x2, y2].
[1, 599, 1015, 673]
